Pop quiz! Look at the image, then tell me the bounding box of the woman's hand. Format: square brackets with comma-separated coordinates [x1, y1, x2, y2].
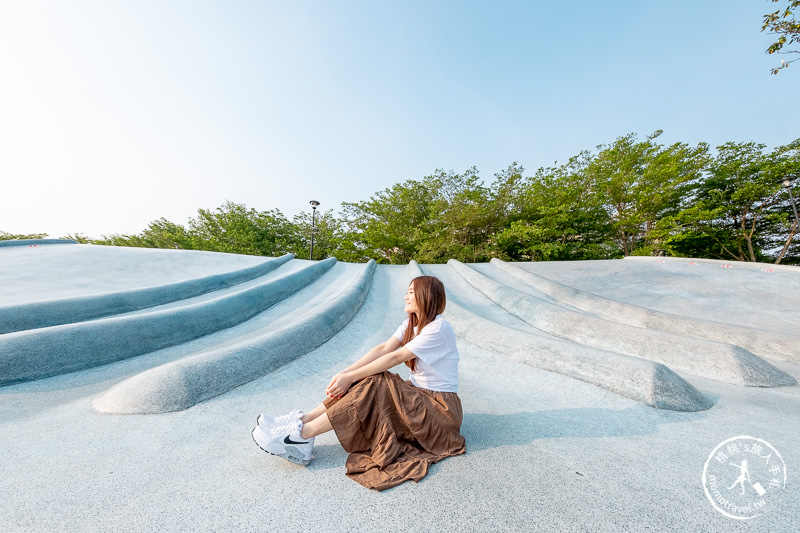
[326, 371, 354, 399]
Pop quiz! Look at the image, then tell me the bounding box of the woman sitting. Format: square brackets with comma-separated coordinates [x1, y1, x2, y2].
[252, 275, 466, 491]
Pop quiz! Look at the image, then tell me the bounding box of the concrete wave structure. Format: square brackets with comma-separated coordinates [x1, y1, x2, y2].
[447, 259, 794, 387]
[0, 241, 796, 408]
[0, 256, 334, 385]
[2, 241, 799, 531]
[0, 238, 77, 247]
[0, 253, 293, 334]
[491, 258, 800, 363]
[92, 260, 376, 413]
[408, 261, 712, 412]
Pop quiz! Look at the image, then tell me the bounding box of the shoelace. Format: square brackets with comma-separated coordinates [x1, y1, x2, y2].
[271, 419, 303, 438]
[274, 409, 303, 426]
[262, 409, 303, 431]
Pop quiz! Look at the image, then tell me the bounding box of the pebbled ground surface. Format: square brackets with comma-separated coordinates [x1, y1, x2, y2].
[1, 243, 798, 532]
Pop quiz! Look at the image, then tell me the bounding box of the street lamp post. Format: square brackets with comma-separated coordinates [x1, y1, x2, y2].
[309, 200, 320, 260]
[782, 176, 800, 229]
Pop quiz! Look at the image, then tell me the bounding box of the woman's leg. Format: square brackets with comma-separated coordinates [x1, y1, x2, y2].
[300, 403, 327, 424]
[301, 412, 333, 439]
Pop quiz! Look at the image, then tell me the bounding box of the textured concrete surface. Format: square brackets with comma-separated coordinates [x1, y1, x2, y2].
[0, 253, 294, 334]
[93, 260, 376, 413]
[453, 259, 793, 387]
[491, 258, 800, 363]
[1, 242, 799, 532]
[0, 256, 333, 385]
[412, 261, 712, 412]
[0, 238, 76, 248]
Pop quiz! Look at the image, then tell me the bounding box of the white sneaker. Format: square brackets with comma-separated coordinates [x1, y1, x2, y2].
[251, 421, 314, 466]
[256, 409, 303, 431]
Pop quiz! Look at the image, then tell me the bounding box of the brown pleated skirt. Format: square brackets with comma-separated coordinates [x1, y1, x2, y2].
[323, 371, 466, 491]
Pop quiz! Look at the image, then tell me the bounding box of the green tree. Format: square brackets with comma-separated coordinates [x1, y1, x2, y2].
[763, 0, 800, 74]
[771, 139, 800, 263]
[291, 209, 355, 261]
[415, 168, 499, 263]
[341, 177, 434, 264]
[96, 219, 194, 249]
[61, 233, 94, 244]
[37, 132, 800, 265]
[341, 167, 511, 264]
[95, 219, 195, 249]
[494, 154, 616, 261]
[661, 142, 789, 262]
[487, 163, 527, 229]
[0, 231, 48, 240]
[91, 202, 301, 257]
[188, 201, 298, 256]
[586, 132, 709, 256]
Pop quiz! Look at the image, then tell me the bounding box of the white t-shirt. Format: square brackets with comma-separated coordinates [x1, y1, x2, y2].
[393, 315, 459, 393]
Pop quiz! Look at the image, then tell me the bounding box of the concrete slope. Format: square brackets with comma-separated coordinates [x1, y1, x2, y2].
[468, 262, 587, 312]
[491, 258, 800, 364]
[626, 254, 800, 272]
[3, 244, 800, 532]
[108, 255, 316, 317]
[0, 258, 335, 385]
[92, 260, 377, 414]
[0, 243, 272, 304]
[0, 238, 76, 247]
[447, 259, 795, 387]
[0, 254, 293, 334]
[515, 256, 798, 332]
[413, 262, 711, 411]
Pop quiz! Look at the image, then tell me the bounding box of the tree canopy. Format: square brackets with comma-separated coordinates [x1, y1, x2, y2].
[7, 133, 800, 266]
[0, 231, 48, 241]
[763, 0, 800, 74]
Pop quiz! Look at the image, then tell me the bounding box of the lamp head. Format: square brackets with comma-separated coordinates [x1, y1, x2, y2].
[782, 176, 794, 188]
[309, 200, 320, 209]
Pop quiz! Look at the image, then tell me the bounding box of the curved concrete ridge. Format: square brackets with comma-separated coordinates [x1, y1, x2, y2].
[0, 253, 294, 334]
[624, 254, 800, 273]
[0, 238, 77, 247]
[4, 250, 800, 531]
[409, 261, 712, 411]
[92, 260, 377, 414]
[447, 259, 795, 387]
[0, 257, 336, 386]
[490, 258, 800, 364]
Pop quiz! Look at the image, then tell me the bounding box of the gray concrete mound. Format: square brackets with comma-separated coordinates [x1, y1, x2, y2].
[0, 253, 293, 334]
[2, 244, 798, 532]
[447, 259, 795, 388]
[409, 261, 712, 412]
[0, 257, 335, 385]
[491, 258, 800, 364]
[92, 260, 376, 413]
[0, 238, 76, 247]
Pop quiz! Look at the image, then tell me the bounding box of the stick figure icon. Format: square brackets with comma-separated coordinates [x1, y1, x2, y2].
[728, 460, 750, 495]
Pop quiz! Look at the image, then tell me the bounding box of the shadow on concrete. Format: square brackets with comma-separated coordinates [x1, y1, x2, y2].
[461, 407, 704, 453]
[305, 444, 349, 471]
[297, 406, 705, 475]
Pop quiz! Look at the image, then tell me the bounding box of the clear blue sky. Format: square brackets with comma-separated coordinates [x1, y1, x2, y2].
[0, 0, 796, 238]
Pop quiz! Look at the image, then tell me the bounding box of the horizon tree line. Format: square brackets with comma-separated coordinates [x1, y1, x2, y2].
[3, 132, 799, 265]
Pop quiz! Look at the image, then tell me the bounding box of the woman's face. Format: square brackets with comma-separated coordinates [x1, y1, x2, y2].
[404, 283, 419, 315]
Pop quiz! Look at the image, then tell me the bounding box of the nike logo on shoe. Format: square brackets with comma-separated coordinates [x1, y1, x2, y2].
[284, 435, 309, 445]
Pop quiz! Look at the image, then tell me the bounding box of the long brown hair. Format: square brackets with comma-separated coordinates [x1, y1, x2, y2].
[402, 276, 446, 372]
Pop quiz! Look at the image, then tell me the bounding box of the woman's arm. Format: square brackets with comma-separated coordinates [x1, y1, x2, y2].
[326, 345, 415, 399]
[342, 336, 403, 373]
